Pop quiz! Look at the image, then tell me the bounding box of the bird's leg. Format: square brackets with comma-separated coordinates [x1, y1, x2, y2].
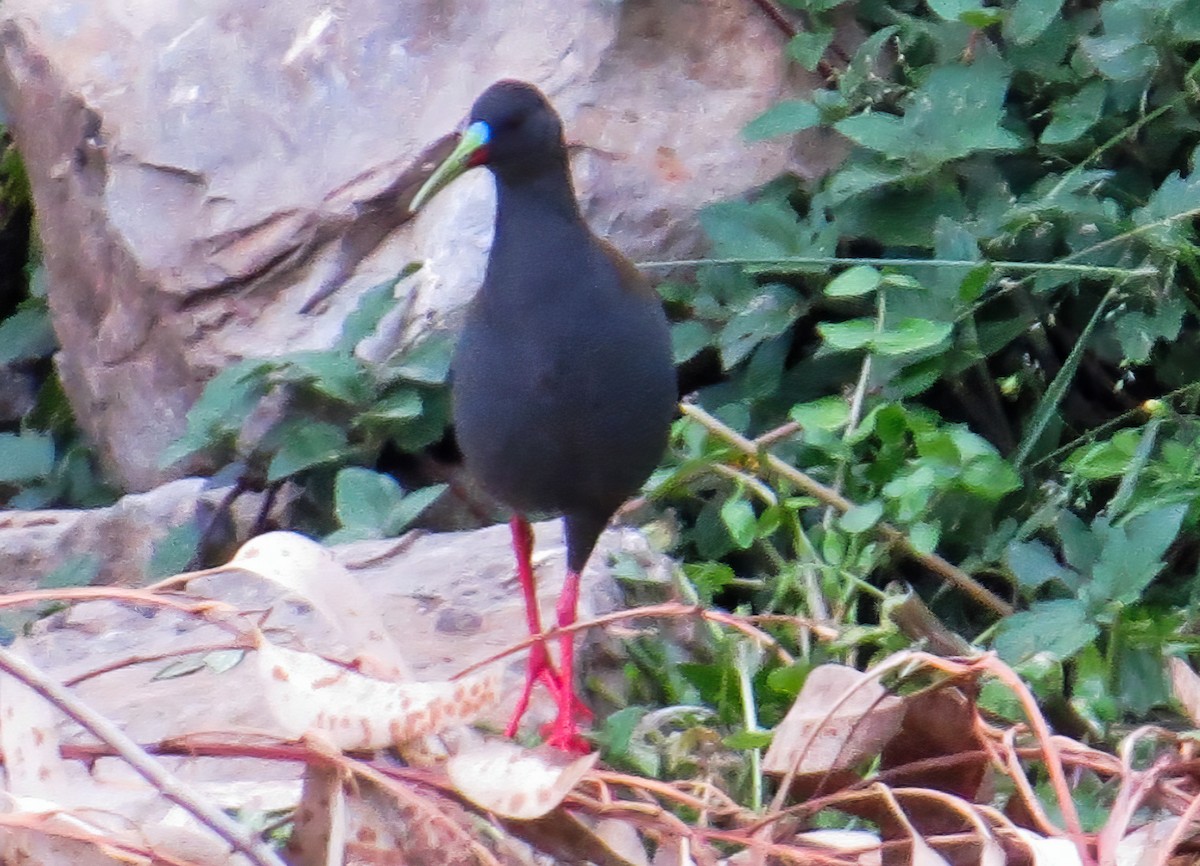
[505, 515, 561, 738]
[543, 568, 593, 754]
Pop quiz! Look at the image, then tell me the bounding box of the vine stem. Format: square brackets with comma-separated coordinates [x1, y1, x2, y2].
[680, 403, 1014, 616]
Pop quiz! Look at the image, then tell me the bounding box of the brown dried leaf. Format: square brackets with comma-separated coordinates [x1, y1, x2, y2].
[257, 639, 498, 749]
[285, 763, 346, 866]
[1168, 657, 1200, 726]
[763, 663, 905, 775]
[446, 741, 598, 820]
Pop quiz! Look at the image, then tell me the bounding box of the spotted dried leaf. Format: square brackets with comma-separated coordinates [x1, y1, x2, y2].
[446, 741, 598, 820]
[224, 531, 410, 679]
[257, 638, 498, 749]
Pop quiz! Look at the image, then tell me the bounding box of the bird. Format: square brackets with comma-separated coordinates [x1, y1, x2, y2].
[409, 80, 677, 753]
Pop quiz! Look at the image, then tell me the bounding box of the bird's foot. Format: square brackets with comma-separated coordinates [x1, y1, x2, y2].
[504, 640, 561, 738]
[541, 692, 594, 755]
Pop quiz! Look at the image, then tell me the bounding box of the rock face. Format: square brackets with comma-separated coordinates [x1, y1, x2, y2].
[0, 0, 797, 492]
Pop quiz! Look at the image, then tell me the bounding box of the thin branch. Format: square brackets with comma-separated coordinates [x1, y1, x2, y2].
[0, 645, 289, 866]
[680, 403, 1014, 616]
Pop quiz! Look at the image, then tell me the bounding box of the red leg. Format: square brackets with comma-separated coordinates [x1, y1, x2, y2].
[543, 569, 592, 754]
[504, 516, 561, 738]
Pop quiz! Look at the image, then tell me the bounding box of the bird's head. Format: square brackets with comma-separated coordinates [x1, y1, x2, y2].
[410, 80, 567, 211]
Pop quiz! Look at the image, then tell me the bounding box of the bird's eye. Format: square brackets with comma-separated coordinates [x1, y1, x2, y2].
[497, 114, 523, 132]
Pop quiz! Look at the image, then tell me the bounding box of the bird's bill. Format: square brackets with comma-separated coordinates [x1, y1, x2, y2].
[409, 121, 491, 212]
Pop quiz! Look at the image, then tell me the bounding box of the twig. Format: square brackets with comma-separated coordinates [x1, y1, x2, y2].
[0, 646, 288, 866]
[681, 403, 1014, 616]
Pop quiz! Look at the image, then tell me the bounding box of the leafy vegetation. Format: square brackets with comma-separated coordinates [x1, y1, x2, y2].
[2, 0, 1200, 853]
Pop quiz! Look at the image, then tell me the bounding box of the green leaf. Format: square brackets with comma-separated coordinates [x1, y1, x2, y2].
[787, 29, 835, 70]
[766, 663, 811, 697]
[927, 0, 983, 23]
[839, 499, 884, 533]
[266, 421, 349, 482]
[1005, 539, 1072, 589]
[744, 100, 822, 141]
[994, 599, 1097, 663]
[872, 319, 953, 355]
[1005, 0, 1062, 43]
[1040, 81, 1106, 145]
[826, 265, 882, 297]
[161, 360, 272, 467]
[336, 274, 408, 351]
[723, 729, 774, 750]
[284, 351, 370, 404]
[1089, 504, 1187, 606]
[718, 284, 802, 368]
[720, 496, 758, 549]
[835, 55, 1023, 168]
[363, 388, 424, 422]
[385, 483, 447, 535]
[0, 305, 56, 364]
[39, 554, 102, 590]
[790, 396, 850, 432]
[671, 321, 712, 364]
[149, 520, 203, 578]
[1131, 146, 1200, 251]
[909, 521, 940, 555]
[0, 432, 54, 483]
[388, 333, 454, 384]
[334, 466, 405, 536]
[818, 318, 876, 351]
[700, 195, 807, 260]
[684, 562, 737, 603]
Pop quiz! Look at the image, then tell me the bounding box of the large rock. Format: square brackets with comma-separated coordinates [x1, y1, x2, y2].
[0, 0, 800, 492]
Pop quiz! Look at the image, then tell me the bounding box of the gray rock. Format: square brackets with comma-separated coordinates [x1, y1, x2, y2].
[0, 477, 263, 589]
[0, 0, 797, 491]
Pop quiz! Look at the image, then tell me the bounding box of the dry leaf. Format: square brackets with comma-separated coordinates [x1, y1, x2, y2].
[446, 741, 598, 820]
[763, 663, 905, 775]
[795, 829, 882, 865]
[257, 639, 497, 749]
[1168, 657, 1200, 726]
[1015, 830, 1084, 866]
[223, 532, 411, 680]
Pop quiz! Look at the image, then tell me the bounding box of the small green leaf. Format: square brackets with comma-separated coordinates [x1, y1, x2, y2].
[1040, 81, 1106, 145]
[743, 100, 822, 141]
[720, 496, 758, 549]
[994, 599, 1097, 664]
[787, 29, 835, 71]
[723, 729, 774, 750]
[684, 562, 737, 603]
[766, 663, 811, 697]
[389, 333, 454, 384]
[839, 500, 884, 533]
[385, 484, 447, 535]
[39, 554, 101, 590]
[1005, 0, 1062, 43]
[334, 467, 405, 536]
[672, 320, 712, 364]
[203, 649, 246, 674]
[283, 351, 369, 404]
[826, 265, 882, 297]
[909, 521, 940, 555]
[818, 318, 876, 351]
[1005, 539, 1072, 589]
[790, 396, 851, 432]
[0, 305, 56, 364]
[873, 319, 953, 355]
[0, 432, 54, 483]
[336, 274, 406, 351]
[363, 389, 424, 422]
[149, 521, 203, 578]
[266, 422, 349, 482]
